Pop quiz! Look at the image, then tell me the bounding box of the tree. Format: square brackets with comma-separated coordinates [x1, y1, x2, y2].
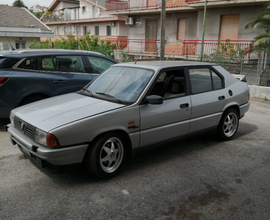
[30, 10, 44, 19]
[12, 0, 28, 9]
[245, 2, 270, 52]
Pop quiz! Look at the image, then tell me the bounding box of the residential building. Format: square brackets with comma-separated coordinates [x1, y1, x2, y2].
[30, 5, 48, 12]
[0, 4, 54, 51]
[105, 0, 267, 60]
[40, 0, 128, 45]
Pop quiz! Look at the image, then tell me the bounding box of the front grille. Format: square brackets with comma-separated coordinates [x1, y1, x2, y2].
[14, 116, 35, 140]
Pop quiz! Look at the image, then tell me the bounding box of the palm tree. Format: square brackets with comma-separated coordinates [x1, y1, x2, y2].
[245, 2, 270, 52]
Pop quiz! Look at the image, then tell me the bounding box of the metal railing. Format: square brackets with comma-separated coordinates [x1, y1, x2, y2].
[109, 38, 161, 53]
[166, 40, 254, 58]
[106, 0, 160, 11]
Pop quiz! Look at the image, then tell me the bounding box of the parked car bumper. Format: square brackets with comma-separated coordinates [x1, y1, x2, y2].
[7, 124, 89, 166]
[239, 102, 250, 119]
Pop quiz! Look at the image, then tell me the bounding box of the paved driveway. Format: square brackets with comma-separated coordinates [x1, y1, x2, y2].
[0, 98, 270, 220]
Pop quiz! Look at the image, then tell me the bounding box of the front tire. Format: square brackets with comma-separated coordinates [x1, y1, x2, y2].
[217, 108, 239, 140]
[84, 132, 127, 179]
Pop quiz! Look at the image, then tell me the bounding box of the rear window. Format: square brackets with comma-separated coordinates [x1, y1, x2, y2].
[0, 57, 20, 69]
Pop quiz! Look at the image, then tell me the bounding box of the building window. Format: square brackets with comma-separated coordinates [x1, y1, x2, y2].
[84, 26, 87, 35]
[219, 15, 240, 41]
[106, 25, 111, 36]
[76, 26, 80, 35]
[57, 26, 60, 35]
[82, 6, 86, 14]
[177, 19, 186, 41]
[64, 26, 69, 35]
[15, 42, 26, 49]
[95, 26, 99, 36]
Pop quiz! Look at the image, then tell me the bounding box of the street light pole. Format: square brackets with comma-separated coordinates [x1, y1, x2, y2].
[160, 0, 166, 60]
[200, 0, 207, 62]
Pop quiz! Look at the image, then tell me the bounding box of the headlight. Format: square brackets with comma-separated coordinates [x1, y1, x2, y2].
[10, 112, 15, 126]
[35, 129, 59, 147]
[35, 129, 47, 146]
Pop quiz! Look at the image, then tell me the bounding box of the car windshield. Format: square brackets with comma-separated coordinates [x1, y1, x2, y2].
[85, 66, 154, 103]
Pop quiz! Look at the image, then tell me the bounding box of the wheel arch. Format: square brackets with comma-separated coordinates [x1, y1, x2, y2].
[85, 129, 133, 158]
[18, 93, 51, 107]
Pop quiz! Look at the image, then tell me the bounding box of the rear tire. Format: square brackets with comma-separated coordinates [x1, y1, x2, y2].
[84, 132, 127, 179]
[217, 108, 239, 140]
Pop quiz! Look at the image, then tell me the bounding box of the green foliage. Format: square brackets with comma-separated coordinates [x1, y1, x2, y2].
[12, 0, 28, 9]
[120, 51, 133, 62]
[202, 40, 248, 65]
[264, 97, 268, 101]
[30, 10, 44, 19]
[245, 2, 270, 52]
[29, 32, 116, 58]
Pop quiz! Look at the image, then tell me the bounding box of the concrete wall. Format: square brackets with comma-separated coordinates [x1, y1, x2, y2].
[48, 21, 127, 38]
[197, 5, 264, 40]
[249, 85, 270, 100]
[166, 12, 198, 42]
[127, 5, 264, 42]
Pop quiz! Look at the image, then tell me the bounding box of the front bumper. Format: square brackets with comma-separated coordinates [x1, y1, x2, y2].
[7, 124, 89, 166]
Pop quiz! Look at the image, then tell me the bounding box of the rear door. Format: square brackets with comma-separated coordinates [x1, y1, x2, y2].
[39, 55, 93, 95]
[188, 67, 226, 133]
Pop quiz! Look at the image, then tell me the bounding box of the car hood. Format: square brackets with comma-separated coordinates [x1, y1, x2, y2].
[13, 93, 125, 131]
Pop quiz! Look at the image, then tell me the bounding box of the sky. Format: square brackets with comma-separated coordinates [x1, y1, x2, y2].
[1, 0, 50, 8]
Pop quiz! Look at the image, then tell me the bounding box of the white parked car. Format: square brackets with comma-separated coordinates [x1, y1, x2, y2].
[7, 61, 250, 178]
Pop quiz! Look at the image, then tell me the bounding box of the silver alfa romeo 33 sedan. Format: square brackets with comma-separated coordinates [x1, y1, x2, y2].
[7, 61, 250, 178]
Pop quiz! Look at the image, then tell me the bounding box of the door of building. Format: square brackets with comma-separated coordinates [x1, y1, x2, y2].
[145, 20, 157, 52]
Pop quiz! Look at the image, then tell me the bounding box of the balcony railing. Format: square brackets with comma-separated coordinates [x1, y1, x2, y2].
[106, 0, 160, 11]
[180, 40, 253, 58]
[108, 38, 256, 58]
[42, 10, 94, 23]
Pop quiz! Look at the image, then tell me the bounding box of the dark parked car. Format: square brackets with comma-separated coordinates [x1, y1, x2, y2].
[0, 49, 117, 118]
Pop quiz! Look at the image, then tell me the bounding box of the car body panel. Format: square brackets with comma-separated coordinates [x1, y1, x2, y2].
[139, 96, 191, 147]
[12, 93, 125, 132]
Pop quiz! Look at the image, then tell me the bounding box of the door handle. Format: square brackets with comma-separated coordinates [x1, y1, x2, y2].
[180, 103, 189, 108]
[54, 80, 66, 84]
[218, 96, 225, 100]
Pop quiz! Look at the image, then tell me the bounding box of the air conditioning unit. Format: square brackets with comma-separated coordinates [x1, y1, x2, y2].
[110, 21, 115, 27]
[125, 17, 134, 25]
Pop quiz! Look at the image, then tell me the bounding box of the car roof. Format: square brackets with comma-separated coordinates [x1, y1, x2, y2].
[113, 61, 218, 71]
[0, 49, 105, 58]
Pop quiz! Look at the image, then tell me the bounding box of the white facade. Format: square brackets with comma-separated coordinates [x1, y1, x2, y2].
[0, 37, 40, 51]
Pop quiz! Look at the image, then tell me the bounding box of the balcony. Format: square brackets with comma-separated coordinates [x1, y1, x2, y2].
[105, 0, 188, 11]
[42, 9, 94, 23]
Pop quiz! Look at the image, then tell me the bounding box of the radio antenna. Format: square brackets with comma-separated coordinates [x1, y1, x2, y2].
[5, 34, 15, 51]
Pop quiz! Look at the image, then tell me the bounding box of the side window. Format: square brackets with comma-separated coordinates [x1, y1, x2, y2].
[150, 69, 186, 99]
[189, 68, 223, 94]
[88, 56, 115, 74]
[41, 57, 55, 71]
[212, 69, 223, 90]
[17, 57, 39, 70]
[54, 56, 85, 73]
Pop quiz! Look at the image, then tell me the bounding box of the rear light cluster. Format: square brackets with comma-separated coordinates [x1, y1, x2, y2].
[0, 77, 8, 84]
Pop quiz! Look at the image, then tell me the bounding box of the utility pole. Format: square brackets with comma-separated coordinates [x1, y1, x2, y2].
[160, 0, 166, 60]
[199, 0, 207, 62]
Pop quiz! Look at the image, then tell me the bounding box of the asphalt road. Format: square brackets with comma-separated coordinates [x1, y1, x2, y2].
[0, 98, 270, 220]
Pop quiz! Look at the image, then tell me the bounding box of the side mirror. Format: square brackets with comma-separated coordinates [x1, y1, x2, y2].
[145, 95, 163, 105]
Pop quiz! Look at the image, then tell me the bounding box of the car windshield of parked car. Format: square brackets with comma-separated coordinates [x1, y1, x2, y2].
[85, 66, 154, 103]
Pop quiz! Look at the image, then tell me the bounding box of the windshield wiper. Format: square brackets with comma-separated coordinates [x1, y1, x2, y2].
[78, 88, 93, 97]
[95, 92, 123, 103]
